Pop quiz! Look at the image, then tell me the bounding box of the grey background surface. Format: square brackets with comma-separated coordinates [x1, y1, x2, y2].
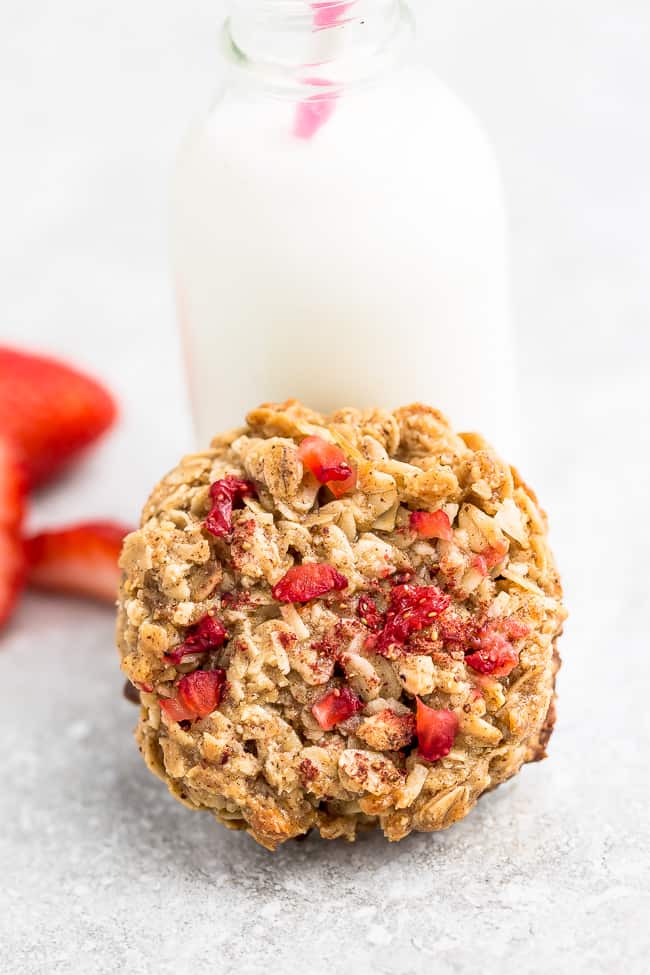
[1, 2, 649, 973]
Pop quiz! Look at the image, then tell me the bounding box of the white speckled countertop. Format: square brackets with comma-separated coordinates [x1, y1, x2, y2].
[1, 2, 649, 973]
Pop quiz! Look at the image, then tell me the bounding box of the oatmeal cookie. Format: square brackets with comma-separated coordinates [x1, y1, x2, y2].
[116, 401, 566, 850]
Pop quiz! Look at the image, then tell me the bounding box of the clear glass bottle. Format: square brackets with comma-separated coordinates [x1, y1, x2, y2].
[174, 0, 515, 453]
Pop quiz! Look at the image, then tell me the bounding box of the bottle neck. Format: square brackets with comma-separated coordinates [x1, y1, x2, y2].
[224, 0, 413, 93]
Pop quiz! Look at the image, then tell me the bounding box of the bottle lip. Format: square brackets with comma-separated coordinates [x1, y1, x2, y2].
[228, 1, 377, 23]
[222, 0, 414, 96]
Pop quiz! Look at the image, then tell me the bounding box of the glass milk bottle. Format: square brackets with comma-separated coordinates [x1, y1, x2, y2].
[174, 0, 516, 453]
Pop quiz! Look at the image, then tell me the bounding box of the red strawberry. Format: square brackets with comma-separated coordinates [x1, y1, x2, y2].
[326, 463, 357, 498]
[376, 583, 451, 655]
[312, 686, 362, 731]
[465, 639, 519, 677]
[464, 618, 528, 677]
[410, 509, 453, 541]
[471, 542, 509, 577]
[160, 669, 226, 723]
[25, 521, 131, 604]
[164, 614, 228, 665]
[482, 541, 509, 569]
[159, 696, 196, 724]
[298, 436, 352, 483]
[0, 436, 27, 626]
[416, 698, 459, 762]
[272, 563, 348, 603]
[178, 669, 226, 718]
[357, 594, 384, 633]
[0, 346, 117, 488]
[298, 436, 357, 497]
[204, 476, 257, 538]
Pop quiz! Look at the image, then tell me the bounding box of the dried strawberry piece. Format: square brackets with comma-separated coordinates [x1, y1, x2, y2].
[297, 436, 356, 499]
[312, 686, 362, 731]
[160, 669, 226, 723]
[160, 696, 196, 723]
[482, 541, 509, 569]
[465, 618, 528, 677]
[388, 584, 451, 616]
[272, 563, 348, 603]
[410, 509, 453, 541]
[204, 476, 257, 538]
[178, 669, 226, 718]
[416, 698, 459, 762]
[471, 542, 509, 577]
[465, 639, 518, 677]
[164, 614, 228, 665]
[357, 594, 384, 633]
[326, 462, 357, 498]
[376, 584, 451, 655]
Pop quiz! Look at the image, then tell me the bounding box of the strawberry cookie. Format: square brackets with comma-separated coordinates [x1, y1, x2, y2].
[116, 401, 566, 850]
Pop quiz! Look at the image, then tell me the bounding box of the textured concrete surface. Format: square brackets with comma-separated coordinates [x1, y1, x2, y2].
[1, 2, 649, 973]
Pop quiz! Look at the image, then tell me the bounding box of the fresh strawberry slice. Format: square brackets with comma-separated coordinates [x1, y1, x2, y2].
[272, 563, 348, 603]
[298, 436, 353, 483]
[177, 669, 226, 718]
[410, 509, 453, 541]
[357, 594, 384, 633]
[204, 476, 257, 538]
[327, 462, 357, 498]
[416, 698, 459, 762]
[25, 521, 131, 603]
[0, 436, 27, 626]
[388, 583, 451, 618]
[376, 583, 451, 655]
[471, 542, 509, 577]
[482, 541, 509, 569]
[464, 619, 528, 677]
[164, 614, 228, 664]
[465, 640, 518, 677]
[312, 686, 362, 731]
[159, 696, 197, 723]
[0, 346, 117, 488]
